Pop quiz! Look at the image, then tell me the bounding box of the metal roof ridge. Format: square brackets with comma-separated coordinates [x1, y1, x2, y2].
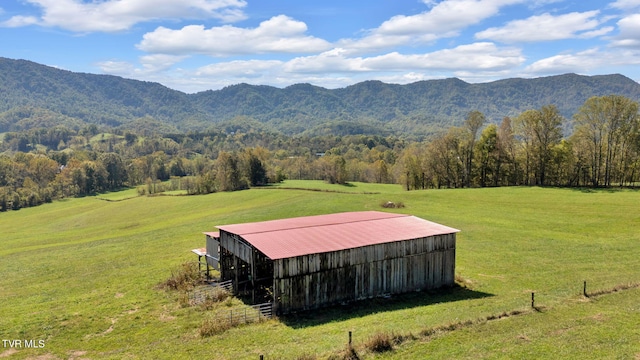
[218, 212, 411, 236]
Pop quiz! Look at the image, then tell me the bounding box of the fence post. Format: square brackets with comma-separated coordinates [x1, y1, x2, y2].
[531, 292, 535, 308]
[349, 331, 352, 345]
[583, 280, 587, 297]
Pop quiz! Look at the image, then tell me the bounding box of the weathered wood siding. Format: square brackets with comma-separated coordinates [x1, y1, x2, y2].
[272, 233, 456, 313]
[205, 234, 220, 270]
[220, 231, 253, 264]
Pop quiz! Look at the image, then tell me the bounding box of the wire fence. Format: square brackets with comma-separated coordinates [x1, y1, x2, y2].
[190, 280, 273, 328]
[189, 280, 233, 304]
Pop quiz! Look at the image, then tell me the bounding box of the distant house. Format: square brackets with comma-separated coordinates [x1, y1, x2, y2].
[195, 211, 459, 314]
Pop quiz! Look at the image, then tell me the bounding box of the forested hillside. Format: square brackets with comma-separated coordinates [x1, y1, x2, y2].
[1, 57, 640, 137]
[2, 56, 640, 212]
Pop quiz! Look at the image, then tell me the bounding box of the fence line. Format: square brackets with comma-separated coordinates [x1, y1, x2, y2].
[217, 302, 274, 327]
[189, 282, 273, 328]
[189, 280, 234, 304]
[216, 279, 233, 292]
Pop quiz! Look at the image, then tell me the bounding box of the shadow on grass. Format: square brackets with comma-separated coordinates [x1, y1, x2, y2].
[278, 284, 493, 329]
[567, 186, 639, 193]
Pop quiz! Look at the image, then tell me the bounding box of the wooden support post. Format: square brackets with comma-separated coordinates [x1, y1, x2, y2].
[234, 255, 239, 294]
[583, 280, 587, 297]
[251, 250, 256, 304]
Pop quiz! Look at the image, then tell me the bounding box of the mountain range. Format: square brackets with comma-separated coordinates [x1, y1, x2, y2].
[2, 57, 640, 138]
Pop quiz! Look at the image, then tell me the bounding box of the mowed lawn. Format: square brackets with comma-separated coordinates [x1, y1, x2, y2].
[0, 181, 639, 359]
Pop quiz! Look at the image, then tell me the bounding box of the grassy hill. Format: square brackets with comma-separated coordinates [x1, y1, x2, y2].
[2, 57, 640, 136]
[1, 183, 639, 359]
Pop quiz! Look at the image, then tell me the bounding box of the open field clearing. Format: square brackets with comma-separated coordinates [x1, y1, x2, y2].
[1, 181, 639, 359]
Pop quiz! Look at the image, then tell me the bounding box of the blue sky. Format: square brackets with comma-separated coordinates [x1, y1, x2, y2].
[1, 0, 639, 93]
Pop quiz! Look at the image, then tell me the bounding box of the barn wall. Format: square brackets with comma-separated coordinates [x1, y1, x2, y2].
[220, 231, 253, 264]
[205, 234, 220, 270]
[272, 233, 456, 313]
[219, 231, 255, 293]
[218, 230, 275, 299]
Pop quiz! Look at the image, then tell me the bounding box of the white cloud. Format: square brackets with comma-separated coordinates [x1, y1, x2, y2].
[284, 49, 367, 73]
[609, 0, 640, 10]
[610, 13, 640, 48]
[1, 15, 39, 27]
[195, 59, 283, 78]
[378, 0, 519, 36]
[340, 0, 523, 53]
[137, 15, 332, 56]
[363, 43, 525, 71]
[86, 0, 640, 92]
[579, 27, 615, 39]
[96, 54, 186, 78]
[139, 54, 188, 72]
[284, 42, 524, 74]
[524, 48, 606, 74]
[476, 11, 610, 42]
[98, 40, 528, 92]
[1, 0, 247, 32]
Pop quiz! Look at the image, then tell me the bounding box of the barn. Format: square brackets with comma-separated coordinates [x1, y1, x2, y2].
[194, 211, 459, 314]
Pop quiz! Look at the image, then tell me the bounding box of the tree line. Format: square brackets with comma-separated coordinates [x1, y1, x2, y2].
[401, 95, 639, 189]
[1, 95, 638, 211]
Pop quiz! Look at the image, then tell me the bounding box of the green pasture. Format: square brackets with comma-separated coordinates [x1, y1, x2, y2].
[0, 181, 639, 359]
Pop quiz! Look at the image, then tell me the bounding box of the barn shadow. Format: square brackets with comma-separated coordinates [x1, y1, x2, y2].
[278, 284, 493, 329]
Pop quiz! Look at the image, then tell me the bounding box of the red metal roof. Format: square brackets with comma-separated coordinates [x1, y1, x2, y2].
[215, 211, 459, 260]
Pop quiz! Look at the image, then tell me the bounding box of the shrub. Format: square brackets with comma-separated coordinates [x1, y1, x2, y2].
[199, 288, 230, 310]
[381, 201, 405, 208]
[365, 332, 393, 353]
[328, 345, 359, 360]
[160, 261, 203, 292]
[199, 317, 232, 337]
[455, 274, 474, 288]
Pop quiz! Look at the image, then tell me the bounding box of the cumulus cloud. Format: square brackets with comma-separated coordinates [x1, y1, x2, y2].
[340, 0, 524, 53]
[378, 0, 520, 36]
[137, 15, 332, 56]
[284, 49, 367, 73]
[475, 11, 611, 42]
[139, 54, 189, 72]
[610, 13, 640, 48]
[609, 0, 640, 10]
[195, 59, 283, 78]
[363, 43, 525, 71]
[1, 15, 39, 27]
[284, 42, 524, 74]
[524, 48, 607, 74]
[86, 0, 640, 92]
[1, 0, 247, 32]
[97, 60, 137, 76]
[97, 54, 186, 78]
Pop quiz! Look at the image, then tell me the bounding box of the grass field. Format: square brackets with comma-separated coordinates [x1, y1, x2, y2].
[1, 181, 639, 359]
